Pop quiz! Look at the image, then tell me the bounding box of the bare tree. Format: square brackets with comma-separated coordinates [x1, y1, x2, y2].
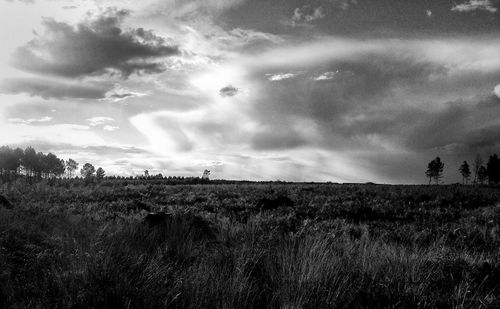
[472, 154, 483, 185]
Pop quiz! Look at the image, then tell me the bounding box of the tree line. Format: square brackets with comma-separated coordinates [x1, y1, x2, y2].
[3, 144, 500, 185]
[426, 154, 500, 185]
[0, 145, 105, 182]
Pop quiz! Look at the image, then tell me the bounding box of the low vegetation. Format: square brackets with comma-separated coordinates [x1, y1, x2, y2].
[1, 180, 500, 308]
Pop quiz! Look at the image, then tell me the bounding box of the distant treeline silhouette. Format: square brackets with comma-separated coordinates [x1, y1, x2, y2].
[426, 154, 500, 185]
[0, 146, 65, 181]
[2, 145, 500, 185]
[0, 145, 102, 183]
[0, 145, 213, 185]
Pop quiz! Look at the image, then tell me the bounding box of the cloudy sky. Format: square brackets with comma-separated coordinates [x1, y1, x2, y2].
[1, 0, 500, 183]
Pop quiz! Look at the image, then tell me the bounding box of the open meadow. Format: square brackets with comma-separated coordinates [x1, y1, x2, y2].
[1, 180, 500, 308]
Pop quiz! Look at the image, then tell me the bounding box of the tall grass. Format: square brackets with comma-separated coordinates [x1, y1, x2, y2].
[1, 182, 499, 308]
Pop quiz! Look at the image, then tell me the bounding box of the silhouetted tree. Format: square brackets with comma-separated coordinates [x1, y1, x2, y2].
[472, 154, 483, 185]
[426, 157, 444, 185]
[478, 166, 488, 185]
[36, 152, 47, 179]
[80, 163, 95, 179]
[45, 153, 65, 178]
[0, 146, 23, 178]
[486, 154, 500, 184]
[459, 161, 471, 185]
[22, 147, 38, 179]
[96, 167, 105, 180]
[65, 159, 78, 178]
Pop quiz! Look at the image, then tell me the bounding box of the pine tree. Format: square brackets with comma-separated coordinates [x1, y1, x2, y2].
[458, 161, 471, 185]
[426, 157, 444, 185]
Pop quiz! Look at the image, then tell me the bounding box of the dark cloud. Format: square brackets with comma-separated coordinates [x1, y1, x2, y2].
[11, 9, 179, 78]
[0, 78, 110, 99]
[403, 96, 500, 152]
[219, 85, 239, 97]
[242, 43, 500, 182]
[251, 129, 309, 150]
[224, 0, 500, 36]
[107, 93, 136, 100]
[252, 56, 447, 128]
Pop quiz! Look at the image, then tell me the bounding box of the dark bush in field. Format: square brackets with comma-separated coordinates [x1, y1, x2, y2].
[0, 194, 12, 209]
[256, 194, 294, 210]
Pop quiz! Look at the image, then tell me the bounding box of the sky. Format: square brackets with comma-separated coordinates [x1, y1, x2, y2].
[0, 0, 500, 183]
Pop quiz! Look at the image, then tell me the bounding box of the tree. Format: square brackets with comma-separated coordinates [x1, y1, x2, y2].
[22, 147, 38, 179]
[426, 157, 444, 185]
[34, 152, 63, 179]
[65, 159, 78, 178]
[36, 152, 47, 179]
[96, 167, 105, 180]
[486, 154, 500, 185]
[472, 154, 483, 185]
[46, 153, 65, 178]
[0, 146, 23, 178]
[458, 161, 471, 185]
[478, 166, 488, 185]
[0, 145, 65, 181]
[80, 163, 95, 179]
[144, 170, 149, 177]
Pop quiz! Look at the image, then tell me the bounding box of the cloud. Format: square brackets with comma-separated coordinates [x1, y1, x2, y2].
[313, 71, 339, 80]
[81, 144, 148, 155]
[7, 116, 52, 124]
[266, 73, 298, 81]
[154, 0, 247, 18]
[251, 130, 309, 150]
[4, 0, 34, 3]
[103, 125, 119, 131]
[11, 8, 179, 78]
[329, 0, 358, 10]
[15, 141, 149, 157]
[400, 96, 500, 152]
[219, 85, 239, 97]
[0, 78, 110, 99]
[235, 36, 500, 182]
[292, 6, 325, 25]
[494, 84, 500, 98]
[215, 28, 284, 51]
[451, 0, 498, 13]
[87, 116, 114, 126]
[104, 84, 147, 102]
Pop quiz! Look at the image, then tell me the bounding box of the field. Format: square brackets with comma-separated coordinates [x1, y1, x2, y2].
[1, 180, 500, 308]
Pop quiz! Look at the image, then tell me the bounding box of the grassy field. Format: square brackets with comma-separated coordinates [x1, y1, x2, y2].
[0, 180, 499, 308]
